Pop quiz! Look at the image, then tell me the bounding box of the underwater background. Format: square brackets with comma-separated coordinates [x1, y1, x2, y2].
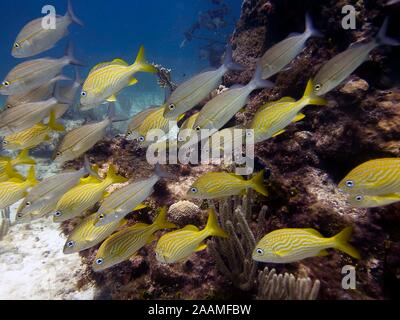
[0, 0, 400, 300]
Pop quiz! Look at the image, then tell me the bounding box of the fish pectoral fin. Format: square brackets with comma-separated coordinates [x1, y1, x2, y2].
[195, 243, 208, 252]
[293, 113, 305, 123]
[317, 249, 329, 257]
[274, 250, 284, 257]
[44, 135, 52, 141]
[103, 191, 111, 198]
[272, 129, 286, 138]
[128, 78, 138, 86]
[106, 95, 118, 102]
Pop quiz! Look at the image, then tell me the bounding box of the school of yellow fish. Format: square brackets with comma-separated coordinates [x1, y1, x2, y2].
[1, 2, 399, 273]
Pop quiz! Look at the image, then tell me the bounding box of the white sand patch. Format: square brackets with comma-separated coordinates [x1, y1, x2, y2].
[0, 201, 95, 300]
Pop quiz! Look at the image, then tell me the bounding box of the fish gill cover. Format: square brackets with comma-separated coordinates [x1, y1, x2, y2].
[0, 0, 399, 301]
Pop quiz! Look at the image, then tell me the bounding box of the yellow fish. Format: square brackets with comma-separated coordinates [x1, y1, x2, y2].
[0, 149, 36, 172]
[252, 227, 361, 263]
[2, 111, 64, 150]
[0, 163, 24, 183]
[187, 170, 268, 199]
[155, 208, 228, 264]
[339, 158, 400, 197]
[80, 46, 157, 110]
[136, 106, 184, 146]
[93, 207, 176, 271]
[53, 165, 128, 223]
[346, 193, 400, 208]
[126, 106, 159, 140]
[0, 166, 38, 209]
[248, 80, 327, 144]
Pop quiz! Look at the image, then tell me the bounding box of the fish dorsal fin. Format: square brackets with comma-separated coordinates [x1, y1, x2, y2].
[90, 62, 113, 73]
[183, 225, 199, 232]
[228, 173, 244, 180]
[195, 243, 208, 252]
[278, 97, 296, 103]
[79, 175, 102, 185]
[304, 228, 323, 237]
[112, 58, 129, 66]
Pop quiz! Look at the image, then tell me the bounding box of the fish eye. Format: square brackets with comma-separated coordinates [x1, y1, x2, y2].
[2, 140, 8, 145]
[256, 248, 264, 255]
[355, 195, 363, 202]
[345, 180, 354, 188]
[56, 151, 62, 157]
[17, 213, 23, 218]
[314, 84, 322, 91]
[54, 211, 62, 217]
[127, 131, 132, 136]
[66, 241, 75, 248]
[168, 104, 175, 111]
[81, 91, 87, 97]
[190, 187, 198, 193]
[138, 136, 145, 142]
[95, 258, 104, 265]
[195, 126, 201, 132]
[99, 214, 105, 220]
[14, 43, 20, 48]
[2, 81, 10, 87]
[26, 201, 31, 206]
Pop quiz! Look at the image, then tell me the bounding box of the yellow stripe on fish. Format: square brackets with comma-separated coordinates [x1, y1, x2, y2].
[249, 79, 327, 144]
[3, 111, 64, 150]
[63, 213, 129, 254]
[155, 208, 228, 264]
[0, 166, 37, 209]
[80, 46, 157, 109]
[339, 158, 400, 196]
[53, 165, 128, 223]
[187, 170, 268, 199]
[93, 207, 176, 271]
[252, 227, 361, 263]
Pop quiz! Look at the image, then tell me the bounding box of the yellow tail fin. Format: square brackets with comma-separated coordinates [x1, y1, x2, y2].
[250, 170, 268, 197]
[105, 165, 128, 185]
[332, 227, 361, 259]
[12, 149, 36, 166]
[205, 208, 229, 238]
[133, 45, 157, 73]
[4, 162, 24, 180]
[25, 166, 38, 186]
[153, 206, 176, 230]
[47, 110, 65, 132]
[302, 79, 328, 106]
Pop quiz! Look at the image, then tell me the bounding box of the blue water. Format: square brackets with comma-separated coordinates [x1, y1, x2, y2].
[0, 0, 242, 110]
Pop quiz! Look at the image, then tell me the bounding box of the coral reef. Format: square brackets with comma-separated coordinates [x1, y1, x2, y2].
[56, 0, 400, 300]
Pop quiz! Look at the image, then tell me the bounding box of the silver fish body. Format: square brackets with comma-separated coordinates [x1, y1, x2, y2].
[0, 97, 61, 136]
[163, 46, 243, 119]
[260, 14, 321, 80]
[12, 1, 83, 58]
[95, 174, 160, 226]
[54, 118, 111, 164]
[126, 106, 160, 140]
[193, 66, 272, 139]
[313, 18, 399, 96]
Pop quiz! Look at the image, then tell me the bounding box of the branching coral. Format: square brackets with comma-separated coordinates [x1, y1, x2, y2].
[257, 267, 320, 300]
[152, 64, 178, 92]
[208, 192, 266, 291]
[208, 191, 320, 300]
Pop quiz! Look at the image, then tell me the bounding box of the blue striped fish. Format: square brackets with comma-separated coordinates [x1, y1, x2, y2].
[93, 207, 176, 271]
[252, 227, 361, 263]
[155, 208, 228, 264]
